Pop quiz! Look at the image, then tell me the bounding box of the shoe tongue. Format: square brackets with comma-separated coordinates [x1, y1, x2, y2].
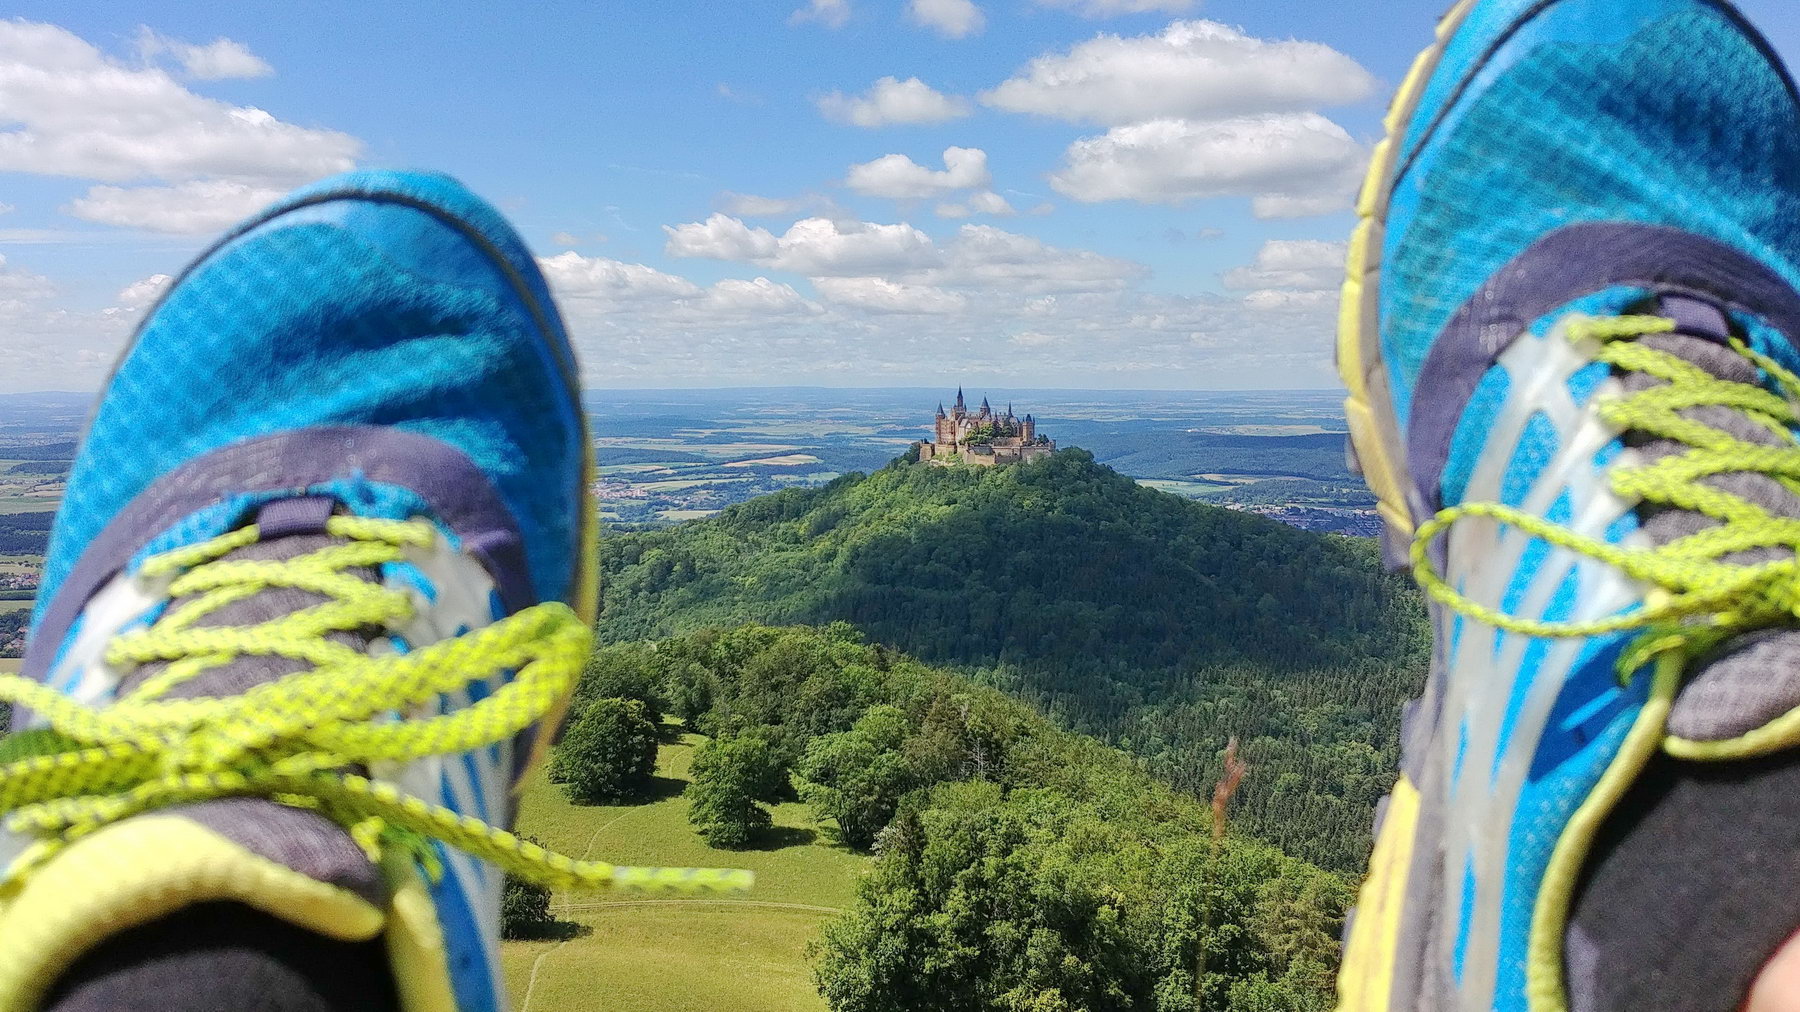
[121, 496, 375, 701]
[1627, 296, 1800, 741]
[118, 495, 384, 903]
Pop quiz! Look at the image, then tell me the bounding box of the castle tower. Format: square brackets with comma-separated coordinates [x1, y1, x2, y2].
[1023, 413, 1035, 440]
[979, 396, 992, 419]
[955, 387, 966, 416]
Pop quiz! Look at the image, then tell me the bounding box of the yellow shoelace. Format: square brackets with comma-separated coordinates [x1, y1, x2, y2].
[0, 516, 750, 896]
[1413, 314, 1800, 680]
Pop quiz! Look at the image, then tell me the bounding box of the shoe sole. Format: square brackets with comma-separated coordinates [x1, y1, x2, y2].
[1335, 4, 1476, 1010]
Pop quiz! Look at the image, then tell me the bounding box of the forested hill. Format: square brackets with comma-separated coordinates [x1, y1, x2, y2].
[598, 449, 1430, 870]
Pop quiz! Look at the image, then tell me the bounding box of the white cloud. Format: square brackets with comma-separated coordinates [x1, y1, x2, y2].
[64, 180, 284, 233]
[714, 82, 759, 105]
[0, 20, 359, 186]
[134, 28, 272, 80]
[967, 191, 1015, 216]
[662, 212, 1141, 296]
[935, 190, 1015, 218]
[114, 273, 172, 310]
[663, 213, 783, 263]
[550, 231, 581, 247]
[907, 0, 985, 38]
[846, 146, 990, 199]
[698, 277, 820, 316]
[817, 76, 972, 127]
[719, 192, 811, 217]
[0, 203, 13, 216]
[813, 276, 967, 314]
[506, 230, 1336, 389]
[0, 255, 153, 392]
[1031, 0, 1198, 14]
[789, 0, 850, 28]
[666, 214, 938, 276]
[539, 251, 703, 302]
[1222, 239, 1347, 291]
[0, 254, 54, 305]
[1048, 113, 1366, 216]
[1241, 288, 1336, 311]
[927, 224, 1146, 294]
[982, 20, 1375, 126]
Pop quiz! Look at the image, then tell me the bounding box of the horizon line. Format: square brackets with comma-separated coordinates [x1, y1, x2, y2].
[1, 384, 1350, 398]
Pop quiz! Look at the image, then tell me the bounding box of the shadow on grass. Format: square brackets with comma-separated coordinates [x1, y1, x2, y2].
[511, 919, 592, 942]
[559, 774, 688, 808]
[746, 824, 818, 851]
[642, 774, 687, 802]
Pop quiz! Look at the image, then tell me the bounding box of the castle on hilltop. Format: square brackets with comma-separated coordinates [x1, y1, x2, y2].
[917, 389, 1055, 467]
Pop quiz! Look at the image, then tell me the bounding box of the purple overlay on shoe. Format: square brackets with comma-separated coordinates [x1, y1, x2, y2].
[23, 426, 534, 689]
[1407, 223, 1800, 515]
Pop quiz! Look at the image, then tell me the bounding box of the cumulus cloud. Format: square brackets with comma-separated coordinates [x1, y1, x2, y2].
[134, 28, 272, 80]
[0, 255, 159, 392]
[64, 180, 285, 234]
[466, 230, 1337, 389]
[662, 211, 1142, 297]
[0, 21, 358, 185]
[846, 146, 990, 199]
[925, 224, 1146, 294]
[813, 276, 967, 314]
[1222, 239, 1347, 292]
[817, 76, 972, 127]
[1241, 288, 1337, 311]
[810, 273, 964, 313]
[907, 0, 985, 38]
[698, 277, 820, 316]
[665, 214, 938, 276]
[1031, 0, 1198, 14]
[982, 20, 1375, 126]
[789, 0, 850, 28]
[539, 252, 704, 302]
[1048, 113, 1366, 217]
[114, 273, 173, 310]
[935, 191, 1016, 218]
[718, 192, 812, 217]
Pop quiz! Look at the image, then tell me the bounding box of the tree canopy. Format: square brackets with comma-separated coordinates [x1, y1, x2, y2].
[598, 449, 1427, 870]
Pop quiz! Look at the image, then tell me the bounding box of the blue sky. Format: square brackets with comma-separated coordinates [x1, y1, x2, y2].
[4, 0, 1799, 392]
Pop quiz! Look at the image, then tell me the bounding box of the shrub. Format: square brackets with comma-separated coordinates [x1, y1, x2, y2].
[686, 732, 785, 848]
[548, 697, 658, 802]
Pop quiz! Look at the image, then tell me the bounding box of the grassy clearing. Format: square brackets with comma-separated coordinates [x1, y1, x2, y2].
[723, 454, 823, 468]
[503, 732, 867, 1011]
[1135, 478, 1228, 498]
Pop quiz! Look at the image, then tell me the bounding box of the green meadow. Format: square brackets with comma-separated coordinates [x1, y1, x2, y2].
[501, 732, 868, 1012]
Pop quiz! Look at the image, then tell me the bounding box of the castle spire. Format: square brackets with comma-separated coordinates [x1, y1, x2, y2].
[955, 387, 965, 411]
[937, 402, 946, 419]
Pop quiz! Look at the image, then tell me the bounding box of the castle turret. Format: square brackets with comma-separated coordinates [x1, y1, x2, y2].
[937, 402, 946, 419]
[955, 387, 965, 414]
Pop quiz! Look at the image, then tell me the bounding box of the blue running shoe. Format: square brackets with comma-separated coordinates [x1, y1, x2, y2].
[0, 171, 630, 1011]
[1338, 2, 1800, 1010]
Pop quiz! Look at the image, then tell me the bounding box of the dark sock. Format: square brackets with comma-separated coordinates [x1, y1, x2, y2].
[44, 902, 398, 1012]
[1568, 750, 1800, 1012]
